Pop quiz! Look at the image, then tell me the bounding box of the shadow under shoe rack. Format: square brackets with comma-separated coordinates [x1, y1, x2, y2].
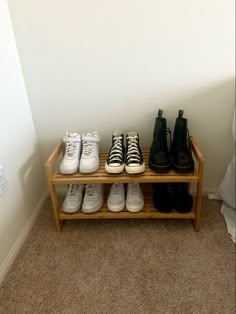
[45, 136, 204, 232]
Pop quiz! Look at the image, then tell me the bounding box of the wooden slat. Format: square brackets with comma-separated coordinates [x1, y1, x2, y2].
[58, 184, 195, 220]
[52, 152, 199, 184]
[59, 211, 195, 220]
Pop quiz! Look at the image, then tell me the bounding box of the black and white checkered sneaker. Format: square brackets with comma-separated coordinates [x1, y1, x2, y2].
[125, 131, 145, 174]
[105, 130, 125, 174]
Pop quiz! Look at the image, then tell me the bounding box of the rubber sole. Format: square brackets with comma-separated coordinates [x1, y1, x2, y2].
[125, 163, 145, 174]
[59, 166, 79, 174]
[172, 163, 194, 173]
[148, 160, 172, 173]
[81, 198, 103, 213]
[105, 162, 125, 174]
[126, 202, 144, 212]
[79, 163, 99, 174]
[107, 201, 125, 212]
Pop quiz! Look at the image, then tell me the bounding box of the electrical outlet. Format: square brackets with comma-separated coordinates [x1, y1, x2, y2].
[0, 165, 8, 197]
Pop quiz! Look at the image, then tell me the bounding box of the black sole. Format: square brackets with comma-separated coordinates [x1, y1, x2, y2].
[148, 161, 172, 173]
[172, 163, 194, 173]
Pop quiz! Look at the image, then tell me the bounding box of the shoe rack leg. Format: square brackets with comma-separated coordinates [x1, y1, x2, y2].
[193, 179, 203, 232]
[48, 183, 64, 232]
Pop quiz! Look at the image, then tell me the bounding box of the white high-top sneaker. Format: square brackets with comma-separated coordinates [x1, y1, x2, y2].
[107, 183, 125, 212]
[62, 184, 84, 213]
[79, 132, 100, 173]
[126, 183, 144, 212]
[60, 132, 81, 174]
[81, 184, 103, 213]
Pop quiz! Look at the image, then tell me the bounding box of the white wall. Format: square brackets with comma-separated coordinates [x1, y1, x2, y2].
[0, 0, 46, 282]
[8, 0, 235, 190]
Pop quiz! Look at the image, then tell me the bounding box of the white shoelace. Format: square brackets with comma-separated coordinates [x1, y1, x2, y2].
[67, 184, 79, 197]
[82, 142, 96, 158]
[64, 142, 80, 159]
[82, 132, 99, 158]
[126, 135, 141, 163]
[129, 183, 139, 196]
[111, 183, 122, 196]
[109, 136, 123, 163]
[85, 184, 97, 199]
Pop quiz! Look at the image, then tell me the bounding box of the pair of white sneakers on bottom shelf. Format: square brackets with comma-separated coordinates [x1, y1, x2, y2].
[59, 131, 100, 174]
[107, 183, 144, 212]
[62, 184, 103, 214]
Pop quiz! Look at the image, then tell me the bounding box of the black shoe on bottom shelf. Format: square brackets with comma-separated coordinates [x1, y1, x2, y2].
[152, 183, 174, 213]
[173, 183, 193, 213]
[153, 183, 193, 213]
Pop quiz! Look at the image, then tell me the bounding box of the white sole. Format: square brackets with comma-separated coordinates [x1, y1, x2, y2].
[79, 163, 99, 174]
[125, 163, 145, 174]
[81, 198, 103, 213]
[62, 207, 80, 213]
[105, 162, 125, 174]
[60, 167, 79, 174]
[107, 201, 125, 212]
[126, 202, 144, 212]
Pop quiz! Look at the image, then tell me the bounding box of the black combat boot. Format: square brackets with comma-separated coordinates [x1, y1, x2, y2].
[149, 110, 171, 173]
[170, 110, 194, 173]
[152, 183, 173, 213]
[172, 183, 193, 213]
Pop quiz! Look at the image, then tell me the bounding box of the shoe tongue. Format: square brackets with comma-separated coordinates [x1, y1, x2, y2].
[113, 130, 123, 137]
[82, 134, 100, 142]
[64, 134, 81, 142]
[127, 131, 137, 137]
[178, 110, 184, 118]
[69, 132, 79, 137]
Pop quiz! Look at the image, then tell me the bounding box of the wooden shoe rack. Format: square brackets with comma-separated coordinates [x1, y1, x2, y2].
[45, 136, 204, 232]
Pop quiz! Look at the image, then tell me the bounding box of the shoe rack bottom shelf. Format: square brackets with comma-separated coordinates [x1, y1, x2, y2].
[58, 184, 196, 220]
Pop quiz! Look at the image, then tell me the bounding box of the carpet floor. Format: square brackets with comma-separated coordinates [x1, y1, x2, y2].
[0, 197, 235, 314]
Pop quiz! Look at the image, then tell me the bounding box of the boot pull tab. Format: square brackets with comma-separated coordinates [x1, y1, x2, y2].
[158, 109, 163, 118]
[178, 110, 184, 118]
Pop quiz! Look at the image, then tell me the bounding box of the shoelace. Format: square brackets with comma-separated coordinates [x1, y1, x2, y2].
[109, 136, 123, 163]
[82, 132, 99, 158]
[64, 142, 80, 159]
[111, 183, 122, 196]
[85, 184, 97, 199]
[82, 142, 96, 158]
[129, 183, 139, 196]
[67, 184, 79, 197]
[126, 135, 141, 163]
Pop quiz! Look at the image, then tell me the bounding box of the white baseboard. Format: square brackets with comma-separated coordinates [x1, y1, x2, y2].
[0, 190, 48, 286]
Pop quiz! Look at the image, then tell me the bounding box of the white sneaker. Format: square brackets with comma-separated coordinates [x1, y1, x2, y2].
[126, 183, 144, 212]
[81, 184, 103, 213]
[62, 184, 84, 213]
[60, 132, 81, 174]
[107, 183, 125, 212]
[79, 132, 100, 173]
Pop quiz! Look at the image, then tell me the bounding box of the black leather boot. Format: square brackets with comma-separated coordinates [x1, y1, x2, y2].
[152, 183, 173, 213]
[172, 183, 193, 213]
[149, 110, 171, 173]
[170, 110, 194, 173]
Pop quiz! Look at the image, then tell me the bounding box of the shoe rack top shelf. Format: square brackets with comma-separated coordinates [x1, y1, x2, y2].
[45, 136, 204, 185]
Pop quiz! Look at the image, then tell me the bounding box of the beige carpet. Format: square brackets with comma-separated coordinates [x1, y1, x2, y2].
[0, 197, 235, 314]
